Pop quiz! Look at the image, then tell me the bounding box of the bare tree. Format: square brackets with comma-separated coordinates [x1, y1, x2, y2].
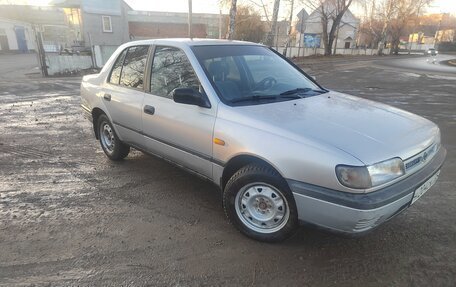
[220, 0, 238, 39]
[228, 0, 238, 39]
[358, 0, 383, 48]
[361, 0, 432, 55]
[302, 0, 355, 55]
[283, 0, 295, 56]
[234, 5, 267, 42]
[265, 0, 281, 46]
[388, 0, 432, 54]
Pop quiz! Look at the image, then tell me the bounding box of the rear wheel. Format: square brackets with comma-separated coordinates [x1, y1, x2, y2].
[223, 164, 298, 242]
[97, 114, 130, 161]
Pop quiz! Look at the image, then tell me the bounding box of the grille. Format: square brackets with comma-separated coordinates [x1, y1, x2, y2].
[404, 143, 437, 173]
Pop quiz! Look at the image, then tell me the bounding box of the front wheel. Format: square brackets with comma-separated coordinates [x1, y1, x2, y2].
[223, 164, 298, 242]
[97, 114, 130, 161]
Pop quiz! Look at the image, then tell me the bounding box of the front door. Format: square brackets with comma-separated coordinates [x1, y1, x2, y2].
[142, 46, 216, 178]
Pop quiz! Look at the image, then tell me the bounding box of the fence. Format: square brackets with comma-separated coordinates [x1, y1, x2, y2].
[43, 45, 395, 76]
[274, 47, 391, 58]
[46, 53, 93, 76]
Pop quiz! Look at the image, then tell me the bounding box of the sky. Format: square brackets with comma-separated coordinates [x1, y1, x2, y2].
[15, 0, 456, 17]
[124, 0, 456, 17]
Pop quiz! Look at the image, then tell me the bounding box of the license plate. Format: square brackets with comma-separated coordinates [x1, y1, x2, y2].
[411, 171, 440, 204]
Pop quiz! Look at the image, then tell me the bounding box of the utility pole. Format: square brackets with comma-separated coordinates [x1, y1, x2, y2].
[266, 0, 281, 46]
[188, 0, 192, 38]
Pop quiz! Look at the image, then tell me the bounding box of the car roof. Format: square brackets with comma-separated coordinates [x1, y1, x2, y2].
[121, 38, 263, 48]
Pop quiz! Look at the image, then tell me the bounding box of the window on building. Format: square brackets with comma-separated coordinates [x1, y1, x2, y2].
[109, 49, 127, 85]
[345, 42, 351, 49]
[150, 46, 201, 98]
[102, 16, 112, 33]
[119, 45, 149, 89]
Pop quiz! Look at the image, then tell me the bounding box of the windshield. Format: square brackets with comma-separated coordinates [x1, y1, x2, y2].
[192, 45, 326, 106]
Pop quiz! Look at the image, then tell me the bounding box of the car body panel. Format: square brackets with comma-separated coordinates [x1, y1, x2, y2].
[141, 93, 216, 178]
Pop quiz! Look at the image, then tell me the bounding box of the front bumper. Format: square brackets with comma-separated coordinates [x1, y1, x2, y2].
[288, 146, 447, 234]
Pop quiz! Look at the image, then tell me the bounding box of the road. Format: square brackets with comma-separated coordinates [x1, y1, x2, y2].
[376, 53, 456, 75]
[0, 53, 455, 286]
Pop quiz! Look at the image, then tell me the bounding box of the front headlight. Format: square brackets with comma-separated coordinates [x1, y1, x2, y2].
[367, 158, 405, 187]
[336, 158, 405, 190]
[335, 165, 371, 189]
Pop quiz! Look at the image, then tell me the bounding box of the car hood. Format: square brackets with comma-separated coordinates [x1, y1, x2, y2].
[221, 91, 439, 164]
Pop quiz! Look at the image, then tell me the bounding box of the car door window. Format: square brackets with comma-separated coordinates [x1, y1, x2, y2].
[109, 49, 127, 84]
[119, 45, 149, 89]
[150, 46, 201, 98]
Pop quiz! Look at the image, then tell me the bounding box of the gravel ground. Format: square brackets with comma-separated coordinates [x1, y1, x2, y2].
[0, 53, 455, 286]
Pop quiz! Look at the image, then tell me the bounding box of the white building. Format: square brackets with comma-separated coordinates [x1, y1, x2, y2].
[295, 6, 359, 50]
[0, 17, 36, 53]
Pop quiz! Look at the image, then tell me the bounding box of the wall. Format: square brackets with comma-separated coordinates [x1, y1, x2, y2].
[80, 0, 129, 47]
[129, 22, 207, 39]
[93, 44, 118, 67]
[82, 13, 129, 46]
[46, 53, 93, 75]
[127, 10, 226, 39]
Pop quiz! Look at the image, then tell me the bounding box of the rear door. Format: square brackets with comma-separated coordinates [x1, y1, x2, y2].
[103, 45, 149, 144]
[141, 45, 216, 178]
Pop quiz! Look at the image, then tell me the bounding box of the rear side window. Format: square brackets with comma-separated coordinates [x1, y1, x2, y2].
[109, 49, 127, 84]
[150, 46, 200, 98]
[119, 45, 149, 89]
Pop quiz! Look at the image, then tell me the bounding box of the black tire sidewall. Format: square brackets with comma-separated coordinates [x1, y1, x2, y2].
[223, 164, 298, 242]
[97, 114, 129, 160]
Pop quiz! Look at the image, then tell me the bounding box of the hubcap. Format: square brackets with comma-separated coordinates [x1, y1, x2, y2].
[100, 123, 115, 153]
[235, 183, 290, 234]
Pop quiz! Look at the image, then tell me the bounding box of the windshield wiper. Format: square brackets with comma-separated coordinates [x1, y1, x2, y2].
[280, 88, 327, 96]
[230, 95, 277, 103]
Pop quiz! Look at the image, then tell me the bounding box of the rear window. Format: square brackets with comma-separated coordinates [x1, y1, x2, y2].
[109, 49, 127, 85]
[119, 45, 149, 89]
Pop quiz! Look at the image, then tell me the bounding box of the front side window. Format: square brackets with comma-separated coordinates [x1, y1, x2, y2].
[150, 46, 201, 99]
[119, 45, 149, 89]
[109, 49, 127, 85]
[192, 45, 325, 106]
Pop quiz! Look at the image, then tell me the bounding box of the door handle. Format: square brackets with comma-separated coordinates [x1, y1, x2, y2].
[103, 94, 111, 101]
[144, 105, 155, 115]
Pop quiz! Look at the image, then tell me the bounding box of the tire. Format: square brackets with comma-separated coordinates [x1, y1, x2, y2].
[223, 164, 298, 242]
[97, 114, 130, 161]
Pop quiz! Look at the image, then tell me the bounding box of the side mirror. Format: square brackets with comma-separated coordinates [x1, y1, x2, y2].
[172, 88, 211, 108]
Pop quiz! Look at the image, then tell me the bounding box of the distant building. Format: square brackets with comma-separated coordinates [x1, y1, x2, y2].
[51, 0, 130, 47]
[295, 5, 359, 49]
[0, 5, 71, 52]
[435, 29, 455, 42]
[0, 17, 35, 53]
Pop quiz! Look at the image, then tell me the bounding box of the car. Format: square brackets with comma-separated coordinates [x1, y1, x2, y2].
[426, 48, 438, 56]
[80, 39, 446, 242]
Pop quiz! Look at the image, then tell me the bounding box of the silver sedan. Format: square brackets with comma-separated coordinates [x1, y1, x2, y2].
[80, 39, 446, 242]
